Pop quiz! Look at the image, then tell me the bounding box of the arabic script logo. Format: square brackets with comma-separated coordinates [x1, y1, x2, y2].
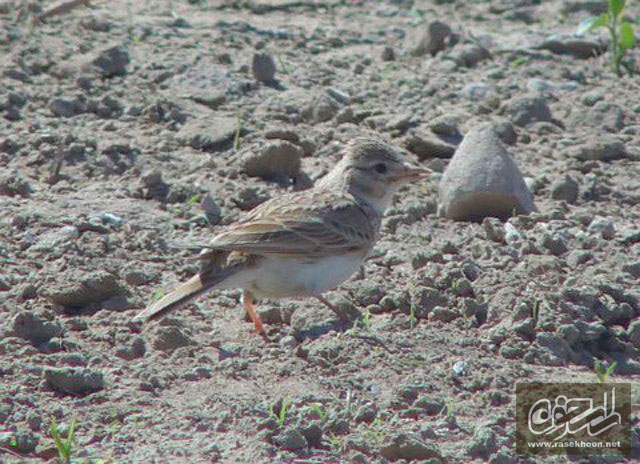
[527, 387, 621, 440]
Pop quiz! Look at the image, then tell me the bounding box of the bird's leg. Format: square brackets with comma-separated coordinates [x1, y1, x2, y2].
[242, 290, 265, 335]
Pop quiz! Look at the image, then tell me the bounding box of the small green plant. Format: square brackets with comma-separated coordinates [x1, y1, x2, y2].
[594, 360, 617, 383]
[151, 289, 165, 303]
[577, 0, 636, 76]
[309, 403, 328, 423]
[233, 113, 242, 151]
[187, 193, 201, 206]
[409, 304, 417, 329]
[50, 419, 77, 464]
[328, 433, 347, 453]
[531, 299, 541, 322]
[363, 417, 387, 447]
[269, 398, 291, 428]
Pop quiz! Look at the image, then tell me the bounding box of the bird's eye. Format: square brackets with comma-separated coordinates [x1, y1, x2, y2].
[374, 163, 387, 174]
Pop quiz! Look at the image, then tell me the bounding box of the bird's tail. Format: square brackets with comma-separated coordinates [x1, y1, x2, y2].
[132, 253, 234, 324]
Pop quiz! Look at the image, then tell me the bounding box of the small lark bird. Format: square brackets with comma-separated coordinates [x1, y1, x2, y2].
[132, 138, 429, 334]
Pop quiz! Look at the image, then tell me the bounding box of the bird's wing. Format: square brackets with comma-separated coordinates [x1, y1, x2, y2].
[207, 190, 377, 258]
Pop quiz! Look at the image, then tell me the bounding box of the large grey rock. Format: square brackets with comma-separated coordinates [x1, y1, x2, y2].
[44, 270, 123, 307]
[91, 45, 130, 77]
[252, 52, 276, 83]
[380, 432, 442, 461]
[242, 141, 302, 183]
[505, 95, 553, 127]
[178, 117, 237, 152]
[438, 125, 538, 221]
[410, 20, 453, 56]
[11, 311, 63, 345]
[45, 367, 104, 395]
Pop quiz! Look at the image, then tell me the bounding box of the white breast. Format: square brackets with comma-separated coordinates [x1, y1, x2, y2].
[249, 253, 365, 298]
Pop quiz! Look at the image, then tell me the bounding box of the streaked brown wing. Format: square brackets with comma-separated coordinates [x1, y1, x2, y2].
[207, 191, 376, 257]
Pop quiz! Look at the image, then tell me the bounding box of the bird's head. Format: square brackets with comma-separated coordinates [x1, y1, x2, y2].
[319, 138, 430, 213]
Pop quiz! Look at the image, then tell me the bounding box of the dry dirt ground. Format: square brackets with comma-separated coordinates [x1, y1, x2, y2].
[1, 0, 640, 463]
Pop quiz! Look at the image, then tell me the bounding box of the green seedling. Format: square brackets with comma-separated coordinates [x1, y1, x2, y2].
[328, 433, 347, 453]
[233, 113, 242, 151]
[151, 290, 165, 303]
[363, 417, 387, 447]
[187, 193, 202, 206]
[50, 419, 77, 464]
[310, 403, 328, 423]
[269, 398, 291, 428]
[409, 304, 418, 329]
[594, 360, 617, 383]
[531, 299, 541, 322]
[577, 0, 636, 76]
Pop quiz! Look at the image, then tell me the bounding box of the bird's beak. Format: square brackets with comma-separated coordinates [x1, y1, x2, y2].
[393, 162, 431, 182]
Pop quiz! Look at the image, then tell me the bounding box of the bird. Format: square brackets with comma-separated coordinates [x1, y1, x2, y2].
[132, 137, 430, 334]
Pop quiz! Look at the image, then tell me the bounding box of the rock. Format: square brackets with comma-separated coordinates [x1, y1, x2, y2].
[91, 45, 130, 77]
[303, 93, 340, 123]
[452, 278, 474, 297]
[291, 306, 338, 341]
[404, 130, 456, 160]
[538, 233, 568, 256]
[411, 20, 453, 56]
[411, 287, 448, 318]
[152, 327, 193, 352]
[504, 222, 523, 244]
[381, 46, 395, 61]
[588, 217, 615, 240]
[0, 172, 32, 197]
[622, 261, 640, 279]
[505, 95, 553, 127]
[566, 250, 593, 268]
[300, 422, 322, 447]
[124, 270, 156, 286]
[536, 332, 574, 363]
[537, 35, 604, 58]
[201, 193, 222, 225]
[380, 432, 441, 461]
[242, 141, 303, 182]
[581, 89, 605, 106]
[438, 124, 538, 221]
[466, 425, 498, 459]
[31, 226, 79, 252]
[550, 175, 579, 204]
[354, 403, 378, 423]
[178, 117, 237, 152]
[279, 335, 297, 350]
[115, 336, 146, 360]
[335, 106, 356, 124]
[276, 427, 307, 450]
[50, 97, 86, 117]
[11, 311, 63, 345]
[584, 102, 625, 132]
[628, 320, 640, 348]
[252, 52, 276, 83]
[139, 169, 169, 201]
[44, 270, 122, 307]
[9, 430, 38, 454]
[570, 137, 626, 161]
[326, 88, 351, 105]
[451, 43, 491, 68]
[429, 306, 460, 323]
[45, 367, 104, 395]
[483, 217, 505, 242]
[264, 127, 300, 143]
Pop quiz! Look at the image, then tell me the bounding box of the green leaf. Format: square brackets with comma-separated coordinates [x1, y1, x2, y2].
[577, 14, 609, 35]
[620, 22, 636, 50]
[609, 0, 625, 18]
